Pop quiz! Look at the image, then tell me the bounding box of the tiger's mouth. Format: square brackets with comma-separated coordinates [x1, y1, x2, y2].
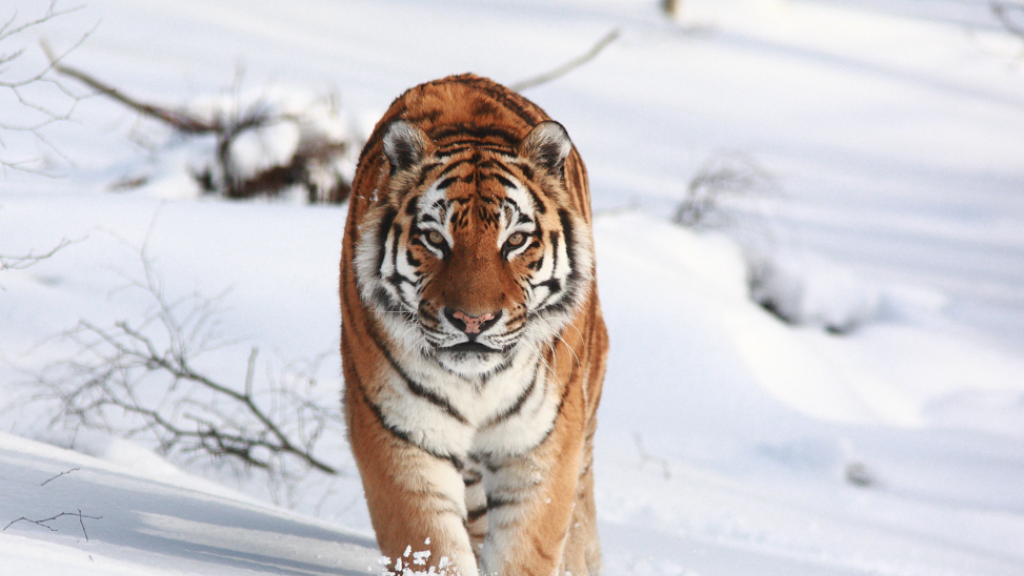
[441, 341, 501, 354]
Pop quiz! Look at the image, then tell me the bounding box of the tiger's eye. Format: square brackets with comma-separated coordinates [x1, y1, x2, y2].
[427, 230, 445, 246]
[507, 232, 526, 247]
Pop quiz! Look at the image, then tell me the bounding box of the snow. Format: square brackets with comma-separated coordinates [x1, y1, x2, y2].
[3, 0, 1024, 574]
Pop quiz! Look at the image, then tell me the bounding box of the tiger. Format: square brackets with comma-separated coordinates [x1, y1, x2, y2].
[339, 73, 608, 576]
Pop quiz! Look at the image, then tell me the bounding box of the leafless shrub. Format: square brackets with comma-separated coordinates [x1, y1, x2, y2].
[0, 1, 93, 173]
[673, 151, 776, 230]
[46, 56, 354, 203]
[29, 247, 345, 485]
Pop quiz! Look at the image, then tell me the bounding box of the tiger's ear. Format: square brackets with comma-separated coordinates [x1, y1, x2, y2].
[382, 119, 429, 173]
[520, 121, 572, 177]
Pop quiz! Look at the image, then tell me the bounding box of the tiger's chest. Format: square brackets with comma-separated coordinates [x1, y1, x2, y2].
[372, 346, 561, 461]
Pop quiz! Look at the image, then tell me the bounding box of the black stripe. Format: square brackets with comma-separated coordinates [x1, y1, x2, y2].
[412, 163, 442, 189]
[524, 182, 546, 214]
[532, 278, 561, 294]
[355, 300, 471, 429]
[375, 340, 470, 426]
[482, 364, 539, 428]
[404, 373, 471, 426]
[494, 174, 516, 189]
[436, 176, 459, 191]
[375, 208, 398, 271]
[548, 231, 559, 278]
[558, 209, 577, 284]
[527, 253, 544, 271]
[486, 494, 520, 511]
[346, 340, 459, 467]
[467, 507, 488, 522]
[517, 163, 535, 182]
[430, 125, 519, 145]
[389, 222, 403, 273]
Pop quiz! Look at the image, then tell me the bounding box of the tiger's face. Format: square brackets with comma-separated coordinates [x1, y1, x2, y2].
[354, 120, 593, 378]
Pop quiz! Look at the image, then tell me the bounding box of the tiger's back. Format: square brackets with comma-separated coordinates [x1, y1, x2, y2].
[340, 74, 607, 576]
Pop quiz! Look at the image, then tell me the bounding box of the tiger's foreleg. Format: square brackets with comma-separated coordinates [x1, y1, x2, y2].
[346, 383, 478, 576]
[478, 386, 590, 576]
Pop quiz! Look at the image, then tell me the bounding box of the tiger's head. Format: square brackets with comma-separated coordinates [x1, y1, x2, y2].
[354, 119, 594, 378]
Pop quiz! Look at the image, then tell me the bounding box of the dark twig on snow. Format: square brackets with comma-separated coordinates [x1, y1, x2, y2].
[510, 28, 620, 92]
[42, 46, 219, 134]
[4, 510, 102, 541]
[40, 467, 80, 486]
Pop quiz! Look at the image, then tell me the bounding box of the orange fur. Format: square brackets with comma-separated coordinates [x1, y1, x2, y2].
[340, 74, 607, 576]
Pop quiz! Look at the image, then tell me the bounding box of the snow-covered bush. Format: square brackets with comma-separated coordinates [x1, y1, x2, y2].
[748, 248, 879, 334]
[182, 87, 361, 203]
[52, 58, 362, 203]
[673, 152, 878, 333]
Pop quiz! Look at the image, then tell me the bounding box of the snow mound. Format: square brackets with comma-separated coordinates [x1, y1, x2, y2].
[750, 248, 880, 333]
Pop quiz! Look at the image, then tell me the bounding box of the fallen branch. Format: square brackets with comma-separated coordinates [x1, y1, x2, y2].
[40, 467, 80, 487]
[4, 510, 102, 541]
[510, 28, 620, 92]
[42, 52, 353, 203]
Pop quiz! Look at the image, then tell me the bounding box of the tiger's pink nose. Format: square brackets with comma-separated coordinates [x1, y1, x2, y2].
[445, 308, 501, 334]
[452, 311, 493, 334]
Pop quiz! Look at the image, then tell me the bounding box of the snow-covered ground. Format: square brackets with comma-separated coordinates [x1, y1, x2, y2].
[3, 0, 1024, 574]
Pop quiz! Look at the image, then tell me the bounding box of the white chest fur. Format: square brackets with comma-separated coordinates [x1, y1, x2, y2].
[374, 342, 561, 463]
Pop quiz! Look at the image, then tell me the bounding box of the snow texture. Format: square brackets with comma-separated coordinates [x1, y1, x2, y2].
[2, 0, 1024, 574]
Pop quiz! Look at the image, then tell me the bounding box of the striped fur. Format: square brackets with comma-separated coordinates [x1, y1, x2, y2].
[340, 74, 607, 576]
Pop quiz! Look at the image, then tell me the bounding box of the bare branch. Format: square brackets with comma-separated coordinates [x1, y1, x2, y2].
[30, 248, 345, 481]
[0, 2, 84, 46]
[41, 49, 219, 133]
[0, 237, 73, 272]
[510, 28, 620, 92]
[4, 510, 101, 541]
[0, 1, 92, 172]
[40, 467, 80, 486]
[46, 58, 354, 202]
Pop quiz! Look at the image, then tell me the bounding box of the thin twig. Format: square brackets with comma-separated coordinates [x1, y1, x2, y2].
[510, 28, 621, 92]
[41, 46, 218, 134]
[40, 467, 80, 486]
[0, 238, 72, 271]
[32, 248, 344, 479]
[3, 510, 102, 541]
